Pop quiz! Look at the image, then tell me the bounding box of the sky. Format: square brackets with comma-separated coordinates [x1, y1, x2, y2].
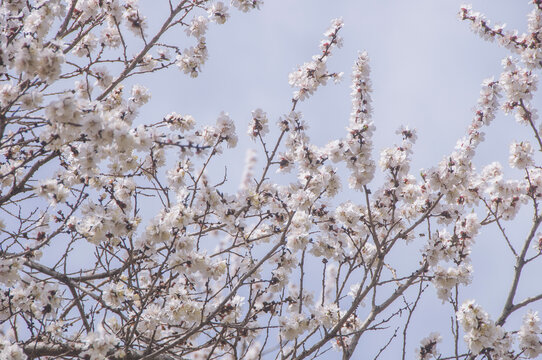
[3, 1, 540, 359]
[132, 0, 540, 358]
[135, 0, 535, 193]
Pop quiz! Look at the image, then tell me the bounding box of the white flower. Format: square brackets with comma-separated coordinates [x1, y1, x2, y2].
[509, 141, 534, 169]
[231, 0, 263, 12]
[239, 149, 257, 190]
[247, 108, 269, 139]
[313, 303, 342, 328]
[164, 112, 195, 131]
[130, 84, 151, 104]
[432, 264, 472, 301]
[93, 66, 113, 89]
[103, 282, 131, 309]
[519, 311, 542, 358]
[35, 179, 70, 205]
[123, 0, 147, 36]
[186, 16, 208, 38]
[36, 47, 64, 82]
[0, 339, 27, 360]
[19, 91, 43, 110]
[72, 33, 97, 57]
[176, 39, 208, 77]
[138, 304, 165, 335]
[287, 19, 344, 101]
[396, 125, 418, 143]
[379, 147, 407, 171]
[208, 2, 229, 24]
[0, 258, 22, 286]
[417, 332, 442, 360]
[101, 23, 122, 48]
[82, 326, 119, 360]
[45, 95, 80, 125]
[139, 54, 156, 71]
[0, 83, 18, 107]
[216, 111, 238, 148]
[167, 163, 187, 190]
[279, 312, 310, 340]
[288, 60, 328, 101]
[457, 300, 506, 355]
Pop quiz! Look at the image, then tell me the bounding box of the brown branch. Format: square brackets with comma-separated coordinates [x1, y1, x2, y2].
[497, 215, 542, 325]
[139, 212, 295, 360]
[96, 0, 190, 101]
[23, 342, 175, 360]
[0, 152, 58, 206]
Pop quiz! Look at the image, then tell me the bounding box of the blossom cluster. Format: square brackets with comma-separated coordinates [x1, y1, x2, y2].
[1, 1, 542, 360]
[288, 19, 344, 101]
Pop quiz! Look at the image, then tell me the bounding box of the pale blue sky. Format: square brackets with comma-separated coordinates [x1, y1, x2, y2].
[4, 1, 539, 359]
[137, 0, 534, 185]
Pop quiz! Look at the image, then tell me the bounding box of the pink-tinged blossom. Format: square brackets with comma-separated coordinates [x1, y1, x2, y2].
[286, 211, 311, 251]
[478, 162, 527, 220]
[288, 59, 329, 101]
[75, 0, 102, 23]
[460, 4, 529, 55]
[379, 146, 408, 172]
[35, 47, 64, 83]
[139, 54, 156, 71]
[462, 3, 542, 69]
[167, 160, 189, 190]
[19, 90, 43, 110]
[534, 233, 542, 253]
[313, 303, 342, 328]
[45, 95, 81, 125]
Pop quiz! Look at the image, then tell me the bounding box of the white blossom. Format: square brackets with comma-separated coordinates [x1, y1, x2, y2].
[231, 0, 263, 12]
[509, 141, 534, 169]
[82, 326, 119, 360]
[417, 332, 441, 360]
[208, 2, 230, 24]
[519, 311, 542, 358]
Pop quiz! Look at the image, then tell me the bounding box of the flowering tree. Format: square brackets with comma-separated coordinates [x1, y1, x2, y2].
[1, 0, 542, 359]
